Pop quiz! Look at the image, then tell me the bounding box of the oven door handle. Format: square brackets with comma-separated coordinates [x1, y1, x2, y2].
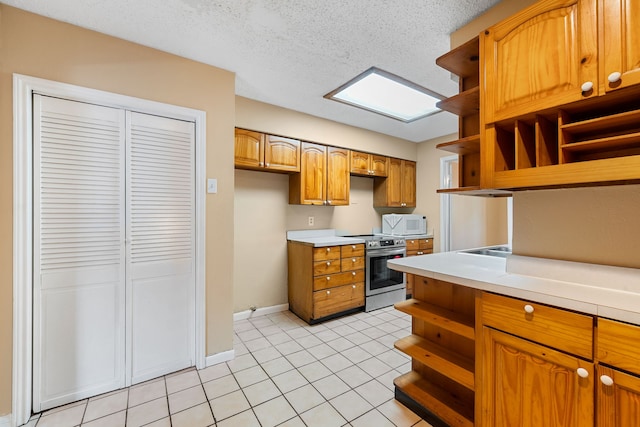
[367, 247, 406, 258]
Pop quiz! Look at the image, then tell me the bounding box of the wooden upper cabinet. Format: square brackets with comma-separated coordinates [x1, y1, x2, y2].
[264, 135, 300, 172]
[234, 129, 264, 169]
[289, 143, 349, 205]
[350, 151, 388, 177]
[601, 0, 640, 93]
[482, 0, 598, 123]
[326, 146, 350, 206]
[374, 158, 416, 207]
[234, 129, 300, 172]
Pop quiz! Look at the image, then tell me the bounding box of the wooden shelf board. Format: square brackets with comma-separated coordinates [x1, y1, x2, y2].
[435, 36, 480, 78]
[437, 186, 512, 197]
[395, 299, 475, 340]
[395, 335, 475, 391]
[436, 135, 480, 155]
[561, 131, 640, 153]
[436, 87, 480, 117]
[394, 371, 474, 427]
[561, 109, 640, 134]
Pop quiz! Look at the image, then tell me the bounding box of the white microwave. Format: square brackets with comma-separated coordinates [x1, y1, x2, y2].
[382, 214, 427, 236]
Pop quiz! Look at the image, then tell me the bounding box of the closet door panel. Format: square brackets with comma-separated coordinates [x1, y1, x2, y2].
[33, 95, 126, 411]
[127, 112, 196, 384]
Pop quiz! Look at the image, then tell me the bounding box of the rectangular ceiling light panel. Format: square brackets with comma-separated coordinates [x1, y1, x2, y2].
[325, 67, 444, 122]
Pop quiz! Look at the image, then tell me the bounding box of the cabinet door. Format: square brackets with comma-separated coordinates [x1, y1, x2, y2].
[601, 0, 640, 93]
[326, 146, 350, 206]
[386, 157, 403, 207]
[482, 0, 598, 123]
[265, 135, 300, 172]
[401, 160, 416, 207]
[481, 327, 594, 426]
[371, 155, 389, 177]
[234, 129, 264, 168]
[298, 142, 326, 205]
[597, 365, 640, 427]
[350, 150, 371, 175]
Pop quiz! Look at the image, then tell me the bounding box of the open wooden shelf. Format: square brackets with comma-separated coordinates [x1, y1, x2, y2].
[394, 371, 474, 427]
[435, 36, 480, 79]
[436, 87, 480, 117]
[436, 186, 512, 197]
[436, 134, 480, 155]
[395, 334, 475, 391]
[395, 299, 475, 340]
[561, 131, 640, 153]
[561, 108, 640, 135]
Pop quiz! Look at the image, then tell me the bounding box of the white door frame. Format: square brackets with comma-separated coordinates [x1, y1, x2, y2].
[439, 155, 458, 253]
[13, 74, 207, 426]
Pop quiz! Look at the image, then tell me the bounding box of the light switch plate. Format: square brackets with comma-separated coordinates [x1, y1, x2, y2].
[207, 178, 217, 194]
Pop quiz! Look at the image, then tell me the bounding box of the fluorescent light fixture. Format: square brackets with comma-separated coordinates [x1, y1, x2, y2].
[324, 67, 444, 122]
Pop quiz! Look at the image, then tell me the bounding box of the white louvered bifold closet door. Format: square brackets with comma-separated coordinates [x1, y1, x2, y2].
[33, 95, 126, 411]
[127, 112, 195, 384]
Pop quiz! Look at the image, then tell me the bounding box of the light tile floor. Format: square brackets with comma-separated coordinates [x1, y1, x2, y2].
[25, 307, 432, 427]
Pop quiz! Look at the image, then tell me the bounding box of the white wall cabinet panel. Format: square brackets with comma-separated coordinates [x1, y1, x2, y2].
[127, 112, 195, 384]
[33, 95, 126, 411]
[33, 96, 196, 411]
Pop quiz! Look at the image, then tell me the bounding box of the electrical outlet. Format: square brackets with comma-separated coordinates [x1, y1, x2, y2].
[308, 216, 314, 226]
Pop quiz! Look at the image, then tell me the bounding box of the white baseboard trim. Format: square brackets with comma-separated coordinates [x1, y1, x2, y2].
[233, 303, 289, 322]
[0, 414, 12, 427]
[205, 350, 235, 367]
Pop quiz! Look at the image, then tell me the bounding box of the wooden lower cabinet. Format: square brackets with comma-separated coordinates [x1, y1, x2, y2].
[481, 326, 594, 426]
[404, 237, 434, 298]
[597, 365, 640, 427]
[288, 241, 364, 323]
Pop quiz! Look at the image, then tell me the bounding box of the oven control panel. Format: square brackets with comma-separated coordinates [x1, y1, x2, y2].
[367, 239, 406, 248]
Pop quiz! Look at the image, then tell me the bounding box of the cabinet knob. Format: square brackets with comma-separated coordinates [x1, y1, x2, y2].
[608, 71, 622, 83]
[326, 276, 330, 281]
[326, 248, 331, 252]
[580, 81, 593, 92]
[326, 290, 330, 295]
[524, 304, 534, 314]
[352, 258, 356, 262]
[259, 161, 264, 166]
[352, 272, 356, 276]
[352, 285, 356, 289]
[600, 375, 614, 386]
[410, 240, 415, 244]
[352, 245, 356, 249]
[326, 261, 331, 266]
[576, 368, 589, 378]
[265, 163, 270, 167]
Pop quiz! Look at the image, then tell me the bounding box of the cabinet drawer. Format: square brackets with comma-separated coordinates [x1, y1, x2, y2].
[313, 246, 341, 261]
[313, 259, 341, 276]
[314, 270, 364, 291]
[597, 318, 640, 376]
[341, 243, 364, 257]
[406, 239, 420, 251]
[341, 256, 364, 271]
[482, 292, 594, 359]
[313, 282, 364, 319]
[419, 239, 433, 250]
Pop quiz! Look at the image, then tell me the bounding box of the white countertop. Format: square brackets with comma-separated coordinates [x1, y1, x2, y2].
[388, 250, 640, 325]
[287, 229, 366, 247]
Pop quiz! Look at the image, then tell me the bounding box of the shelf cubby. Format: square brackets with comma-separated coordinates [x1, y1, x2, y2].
[395, 299, 475, 340]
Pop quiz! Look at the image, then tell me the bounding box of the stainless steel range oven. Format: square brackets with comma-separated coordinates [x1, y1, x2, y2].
[348, 235, 406, 311]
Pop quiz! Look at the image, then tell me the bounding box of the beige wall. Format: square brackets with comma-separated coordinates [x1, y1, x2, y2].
[234, 97, 419, 312]
[0, 6, 236, 415]
[513, 186, 640, 268]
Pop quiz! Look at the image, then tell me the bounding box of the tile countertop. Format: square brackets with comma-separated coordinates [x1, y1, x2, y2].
[286, 229, 366, 247]
[388, 250, 640, 325]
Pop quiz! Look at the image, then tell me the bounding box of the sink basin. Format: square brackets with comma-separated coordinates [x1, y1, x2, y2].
[460, 245, 512, 258]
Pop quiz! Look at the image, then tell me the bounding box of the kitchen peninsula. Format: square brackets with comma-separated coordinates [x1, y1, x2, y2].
[388, 252, 640, 426]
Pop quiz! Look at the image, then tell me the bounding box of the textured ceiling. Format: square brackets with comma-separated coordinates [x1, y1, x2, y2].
[2, 0, 501, 142]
